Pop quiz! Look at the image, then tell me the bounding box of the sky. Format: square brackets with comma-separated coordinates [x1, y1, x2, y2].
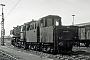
[0, 0, 90, 36]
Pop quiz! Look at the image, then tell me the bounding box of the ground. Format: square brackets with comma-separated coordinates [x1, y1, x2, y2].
[0, 39, 90, 60]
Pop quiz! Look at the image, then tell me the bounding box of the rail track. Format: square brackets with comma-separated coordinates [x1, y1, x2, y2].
[3, 40, 90, 60]
[0, 49, 18, 60]
[6, 45, 90, 60]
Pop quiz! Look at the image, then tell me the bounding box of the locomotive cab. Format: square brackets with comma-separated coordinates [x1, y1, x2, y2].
[39, 15, 79, 53]
[39, 15, 62, 27]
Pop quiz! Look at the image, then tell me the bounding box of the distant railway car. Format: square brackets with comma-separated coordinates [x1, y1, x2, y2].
[78, 25, 90, 47]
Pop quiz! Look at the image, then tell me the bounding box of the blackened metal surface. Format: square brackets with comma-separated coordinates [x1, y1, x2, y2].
[78, 25, 90, 40]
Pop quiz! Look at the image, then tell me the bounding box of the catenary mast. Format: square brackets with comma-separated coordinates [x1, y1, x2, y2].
[0, 4, 5, 46]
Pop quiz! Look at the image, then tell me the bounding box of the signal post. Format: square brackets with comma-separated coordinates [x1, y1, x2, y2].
[0, 4, 5, 46]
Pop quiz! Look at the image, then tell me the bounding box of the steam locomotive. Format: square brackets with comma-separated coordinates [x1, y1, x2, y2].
[10, 15, 79, 54]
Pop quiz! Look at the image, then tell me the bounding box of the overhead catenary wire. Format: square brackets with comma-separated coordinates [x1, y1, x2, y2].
[5, 0, 21, 19]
